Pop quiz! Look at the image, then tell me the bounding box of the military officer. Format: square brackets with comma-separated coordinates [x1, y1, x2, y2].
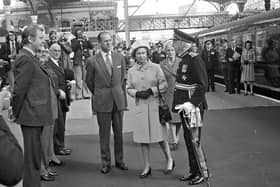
[172, 42, 210, 185]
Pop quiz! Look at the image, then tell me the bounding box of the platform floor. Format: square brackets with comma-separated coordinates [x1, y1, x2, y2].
[3, 84, 280, 187]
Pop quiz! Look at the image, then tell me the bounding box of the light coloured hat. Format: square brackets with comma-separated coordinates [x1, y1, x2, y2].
[130, 40, 150, 57]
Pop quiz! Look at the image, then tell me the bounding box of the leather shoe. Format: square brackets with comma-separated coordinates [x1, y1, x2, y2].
[49, 160, 63, 166]
[63, 148, 72, 154]
[100, 166, 111, 174]
[189, 175, 204, 185]
[55, 149, 71, 156]
[48, 170, 58, 177]
[115, 163, 128, 170]
[180, 173, 196, 181]
[41, 174, 55, 181]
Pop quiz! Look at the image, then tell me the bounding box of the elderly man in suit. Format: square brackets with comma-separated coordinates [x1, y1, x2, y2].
[86, 31, 127, 174]
[45, 43, 72, 156]
[12, 25, 58, 187]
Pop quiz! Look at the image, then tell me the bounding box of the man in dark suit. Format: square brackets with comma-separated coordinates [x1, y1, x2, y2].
[86, 31, 128, 174]
[225, 40, 242, 94]
[12, 25, 57, 187]
[71, 29, 93, 100]
[0, 31, 20, 89]
[0, 89, 23, 186]
[201, 40, 218, 92]
[173, 43, 209, 185]
[45, 43, 72, 156]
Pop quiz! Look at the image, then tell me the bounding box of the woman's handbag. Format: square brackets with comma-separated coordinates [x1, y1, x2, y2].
[157, 85, 172, 125]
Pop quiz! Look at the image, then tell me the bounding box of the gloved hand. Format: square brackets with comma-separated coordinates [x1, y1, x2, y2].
[175, 102, 194, 115]
[136, 89, 152, 99]
[144, 88, 153, 97]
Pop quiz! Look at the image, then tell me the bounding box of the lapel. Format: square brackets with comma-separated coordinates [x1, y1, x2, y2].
[96, 52, 111, 84]
[49, 58, 65, 75]
[22, 48, 45, 72]
[111, 52, 119, 76]
[23, 50, 56, 89]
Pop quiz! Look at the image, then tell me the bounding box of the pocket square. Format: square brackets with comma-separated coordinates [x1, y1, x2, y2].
[117, 65, 122, 68]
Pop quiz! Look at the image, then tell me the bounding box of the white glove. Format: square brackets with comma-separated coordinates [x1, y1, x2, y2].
[175, 102, 194, 114]
[59, 89, 66, 100]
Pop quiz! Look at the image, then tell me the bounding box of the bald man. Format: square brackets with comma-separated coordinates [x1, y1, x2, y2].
[46, 43, 72, 156]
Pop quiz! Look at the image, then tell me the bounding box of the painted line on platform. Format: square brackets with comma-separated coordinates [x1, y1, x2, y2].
[215, 82, 280, 104]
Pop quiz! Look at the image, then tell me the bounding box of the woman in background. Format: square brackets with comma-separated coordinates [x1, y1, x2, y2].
[160, 44, 181, 150]
[127, 41, 174, 178]
[241, 41, 255, 95]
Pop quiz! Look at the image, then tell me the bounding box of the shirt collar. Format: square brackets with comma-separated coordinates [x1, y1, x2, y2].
[50, 57, 59, 66]
[100, 50, 111, 57]
[23, 46, 36, 56]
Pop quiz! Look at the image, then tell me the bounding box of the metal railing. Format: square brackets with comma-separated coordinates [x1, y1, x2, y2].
[118, 13, 232, 31]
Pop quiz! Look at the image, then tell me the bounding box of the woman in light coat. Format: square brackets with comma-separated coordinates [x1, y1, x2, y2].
[127, 41, 174, 178]
[160, 45, 181, 150]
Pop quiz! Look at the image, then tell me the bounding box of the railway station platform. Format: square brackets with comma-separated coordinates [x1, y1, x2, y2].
[3, 84, 280, 187]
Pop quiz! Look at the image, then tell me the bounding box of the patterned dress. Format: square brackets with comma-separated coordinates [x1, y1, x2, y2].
[241, 49, 255, 82]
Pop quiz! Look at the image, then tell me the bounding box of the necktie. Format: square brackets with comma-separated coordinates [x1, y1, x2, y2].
[11, 41, 16, 56]
[105, 53, 112, 76]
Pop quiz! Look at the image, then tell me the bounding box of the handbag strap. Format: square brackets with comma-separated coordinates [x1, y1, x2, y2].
[157, 84, 165, 104]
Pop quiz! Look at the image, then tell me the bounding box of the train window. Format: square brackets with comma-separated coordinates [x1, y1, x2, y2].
[256, 31, 266, 62]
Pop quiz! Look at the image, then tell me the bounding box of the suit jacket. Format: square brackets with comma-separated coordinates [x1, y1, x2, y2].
[86, 51, 126, 112]
[0, 41, 20, 72]
[0, 41, 20, 62]
[172, 54, 208, 112]
[12, 48, 55, 127]
[0, 116, 23, 186]
[225, 47, 242, 67]
[45, 58, 70, 112]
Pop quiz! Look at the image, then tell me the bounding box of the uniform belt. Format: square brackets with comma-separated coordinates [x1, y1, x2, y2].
[175, 83, 197, 91]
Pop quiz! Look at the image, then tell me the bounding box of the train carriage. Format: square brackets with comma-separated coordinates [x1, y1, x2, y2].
[195, 8, 280, 99]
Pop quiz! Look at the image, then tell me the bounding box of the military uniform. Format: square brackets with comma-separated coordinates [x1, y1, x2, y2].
[172, 53, 209, 184]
